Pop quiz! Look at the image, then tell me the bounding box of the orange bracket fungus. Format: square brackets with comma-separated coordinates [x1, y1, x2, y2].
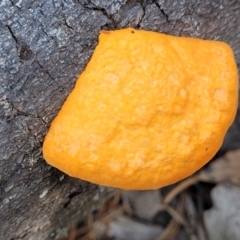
[43, 28, 238, 190]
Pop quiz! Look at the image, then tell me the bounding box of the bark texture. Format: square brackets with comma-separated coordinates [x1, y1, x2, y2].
[0, 0, 240, 239]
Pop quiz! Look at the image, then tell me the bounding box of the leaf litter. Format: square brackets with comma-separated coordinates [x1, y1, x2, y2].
[58, 149, 240, 240]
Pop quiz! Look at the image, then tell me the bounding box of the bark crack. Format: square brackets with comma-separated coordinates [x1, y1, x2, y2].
[137, 0, 147, 27]
[80, 1, 117, 29]
[62, 14, 74, 31]
[36, 60, 58, 85]
[9, 0, 21, 10]
[154, 0, 169, 22]
[63, 191, 83, 208]
[6, 25, 18, 44]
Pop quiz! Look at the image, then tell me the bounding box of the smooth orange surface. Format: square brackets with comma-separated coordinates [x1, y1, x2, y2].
[43, 28, 238, 190]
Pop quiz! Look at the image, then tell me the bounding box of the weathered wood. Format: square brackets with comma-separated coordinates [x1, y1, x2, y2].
[0, 0, 239, 239]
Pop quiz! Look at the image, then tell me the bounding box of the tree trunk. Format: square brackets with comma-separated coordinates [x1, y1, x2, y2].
[0, 0, 239, 239]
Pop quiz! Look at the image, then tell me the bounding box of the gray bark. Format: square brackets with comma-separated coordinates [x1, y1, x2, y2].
[0, 0, 239, 239]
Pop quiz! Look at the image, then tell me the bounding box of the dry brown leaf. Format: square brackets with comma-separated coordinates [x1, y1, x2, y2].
[122, 190, 162, 220]
[199, 149, 240, 184]
[162, 149, 240, 206]
[94, 215, 163, 240]
[204, 183, 240, 240]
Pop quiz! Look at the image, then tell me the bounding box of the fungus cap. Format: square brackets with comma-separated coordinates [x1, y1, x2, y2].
[43, 28, 238, 190]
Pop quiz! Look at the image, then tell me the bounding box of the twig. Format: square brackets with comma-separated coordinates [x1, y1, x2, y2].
[68, 226, 77, 240]
[156, 193, 185, 240]
[164, 176, 199, 204]
[78, 206, 123, 240]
